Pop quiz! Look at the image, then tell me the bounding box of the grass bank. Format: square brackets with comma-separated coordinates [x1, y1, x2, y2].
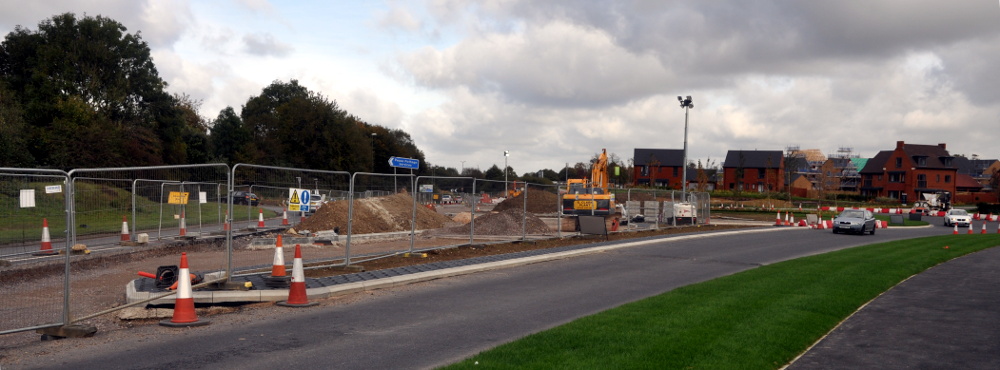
[444, 234, 1000, 369]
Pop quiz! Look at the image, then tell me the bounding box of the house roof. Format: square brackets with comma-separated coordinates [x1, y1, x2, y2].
[860, 151, 892, 174]
[860, 142, 957, 173]
[956, 173, 983, 190]
[900, 143, 954, 169]
[633, 148, 684, 166]
[722, 150, 784, 169]
[850, 158, 869, 171]
[788, 149, 826, 162]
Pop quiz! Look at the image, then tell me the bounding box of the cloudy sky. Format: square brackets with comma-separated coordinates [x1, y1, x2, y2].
[2, 1, 999, 173]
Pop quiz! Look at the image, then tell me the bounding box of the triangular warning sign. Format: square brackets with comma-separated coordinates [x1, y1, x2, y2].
[289, 190, 300, 204]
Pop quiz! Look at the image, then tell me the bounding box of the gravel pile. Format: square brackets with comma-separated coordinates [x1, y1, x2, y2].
[493, 188, 561, 214]
[428, 208, 551, 236]
[298, 193, 454, 234]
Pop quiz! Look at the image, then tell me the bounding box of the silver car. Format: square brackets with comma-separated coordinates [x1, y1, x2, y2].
[943, 209, 971, 227]
[832, 209, 876, 235]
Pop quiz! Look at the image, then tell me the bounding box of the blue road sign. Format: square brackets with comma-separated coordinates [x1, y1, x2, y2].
[389, 157, 420, 169]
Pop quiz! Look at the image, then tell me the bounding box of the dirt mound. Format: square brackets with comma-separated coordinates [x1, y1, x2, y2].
[429, 208, 551, 236]
[297, 193, 454, 234]
[493, 188, 560, 213]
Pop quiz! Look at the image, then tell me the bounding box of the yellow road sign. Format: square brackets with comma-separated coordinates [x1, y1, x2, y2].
[168, 191, 190, 205]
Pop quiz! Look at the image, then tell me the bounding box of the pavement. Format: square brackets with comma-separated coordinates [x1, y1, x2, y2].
[127, 222, 1000, 368]
[787, 243, 1000, 369]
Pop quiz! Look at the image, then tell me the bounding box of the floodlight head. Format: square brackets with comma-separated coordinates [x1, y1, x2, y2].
[677, 96, 682, 101]
[504, 150, 509, 157]
[686, 96, 692, 101]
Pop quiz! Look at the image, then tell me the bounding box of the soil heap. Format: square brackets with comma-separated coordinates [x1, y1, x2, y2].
[493, 188, 560, 214]
[297, 193, 454, 234]
[429, 208, 551, 236]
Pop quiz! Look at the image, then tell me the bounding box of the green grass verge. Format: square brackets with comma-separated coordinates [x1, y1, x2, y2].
[444, 234, 1000, 369]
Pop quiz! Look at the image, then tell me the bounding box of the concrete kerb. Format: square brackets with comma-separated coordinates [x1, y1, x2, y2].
[127, 227, 799, 306]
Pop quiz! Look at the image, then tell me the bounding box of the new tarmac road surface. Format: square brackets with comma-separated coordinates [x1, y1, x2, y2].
[9, 220, 994, 369]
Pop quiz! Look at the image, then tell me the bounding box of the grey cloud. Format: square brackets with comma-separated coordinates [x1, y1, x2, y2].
[242, 32, 293, 57]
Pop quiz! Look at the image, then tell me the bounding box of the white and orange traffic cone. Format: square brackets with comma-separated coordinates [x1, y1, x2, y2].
[120, 215, 130, 242]
[967, 224, 973, 235]
[953, 224, 959, 235]
[282, 210, 290, 226]
[277, 244, 318, 308]
[33, 218, 58, 256]
[257, 208, 266, 228]
[223, 210, 231, 232]
[272, 235, 286, 277]
[982, 223, 988, 234]
[789, 214, 795, 226]
[179, 211, 187, 237]
[160, 252, 210, 327]
[774, 212, 782, 226]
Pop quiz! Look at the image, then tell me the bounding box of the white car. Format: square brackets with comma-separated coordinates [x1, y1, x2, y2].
[943, 209, 971, 227]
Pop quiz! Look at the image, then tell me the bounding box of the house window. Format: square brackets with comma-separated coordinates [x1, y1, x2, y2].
[895, 157, 902, 168]
[888, 172, 904, 183]
[936, 174, 940, 182]
[673, 167, 678, 177]
[917, 174, 927, 189]
[758, 169, 765, 179]
[945, 175, 951, 183]
[641, 166, 649, 176]
[915, 157, 927, 166]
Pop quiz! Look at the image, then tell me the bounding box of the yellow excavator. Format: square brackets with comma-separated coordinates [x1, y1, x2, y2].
[562, 149, 616, 216]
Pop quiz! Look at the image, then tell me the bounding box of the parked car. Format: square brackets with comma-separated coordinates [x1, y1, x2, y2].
[943, 209, 971, 227]
[441, 194, 453, 203]
[832, 209, 876, 235]
[230, 191, 259, 206]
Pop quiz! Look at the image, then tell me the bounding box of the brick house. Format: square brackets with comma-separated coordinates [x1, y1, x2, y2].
[722, 150, 785, 192]
[632, 148, 685, 188]
[859, 141, 957, 203]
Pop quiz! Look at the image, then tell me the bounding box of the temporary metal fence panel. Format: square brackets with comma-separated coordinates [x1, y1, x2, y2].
[345, 172, 414, 265]
[59, 164, 230, 337]
[230, 164, 350, 276]
[0, 169, 71, 335]
[409, 176, 476, 253]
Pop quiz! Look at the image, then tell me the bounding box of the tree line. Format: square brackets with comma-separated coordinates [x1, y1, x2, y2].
[0, 13, 637, 191]
[0, 13, 422, 173]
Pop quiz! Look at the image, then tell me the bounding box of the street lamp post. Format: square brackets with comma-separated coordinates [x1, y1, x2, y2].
[504, 151, 509, 194]
[370, 133, 377, 171]
[678, 96, 693, 202]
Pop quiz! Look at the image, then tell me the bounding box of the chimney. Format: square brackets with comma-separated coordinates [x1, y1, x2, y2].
[938, 143, 946, 149]
[896, 141, 905, 150]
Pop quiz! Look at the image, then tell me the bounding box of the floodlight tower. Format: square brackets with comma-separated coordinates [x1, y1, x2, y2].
[678, 96, 693, 202]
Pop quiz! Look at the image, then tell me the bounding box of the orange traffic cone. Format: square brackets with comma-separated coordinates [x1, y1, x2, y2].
[272, 235, 286, 277]
[33, 218, 58, 256]
[282, 210, 290, 226]
[223, 210, 231, 232]
[982, 223, 987, 234]
[277, 244, 318, 307]
[160, 252, 210, 327]
[774, 212, 782, 226]
[968, 224, 974, 234]
[179, 211, 187, 237]
[257, 208, 265, 228]
[953, 224, 959, 235]
[120, 215, 130, 242]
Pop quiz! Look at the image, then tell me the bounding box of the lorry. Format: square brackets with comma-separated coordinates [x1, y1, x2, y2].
[912, 191, 951, 212]
[562, 149, 616, 216]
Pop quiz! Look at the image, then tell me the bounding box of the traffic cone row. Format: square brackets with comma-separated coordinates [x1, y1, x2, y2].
[277, 244, 318, 307]
[160, 252, 210, 327]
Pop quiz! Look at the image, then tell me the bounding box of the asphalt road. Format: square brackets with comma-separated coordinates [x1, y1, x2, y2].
[13, 221, 957, 369]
